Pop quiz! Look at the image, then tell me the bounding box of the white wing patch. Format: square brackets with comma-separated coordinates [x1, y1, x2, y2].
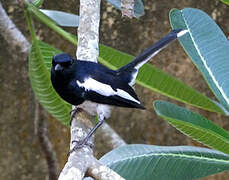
[76, 77, 140, 104]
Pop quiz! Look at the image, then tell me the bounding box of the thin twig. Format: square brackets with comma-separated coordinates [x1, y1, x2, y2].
[35, 102, 59, 180]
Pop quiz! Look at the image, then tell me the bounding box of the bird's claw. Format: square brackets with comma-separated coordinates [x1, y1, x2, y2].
[69, 108, 83, 125]
[68, 139, 94, 155]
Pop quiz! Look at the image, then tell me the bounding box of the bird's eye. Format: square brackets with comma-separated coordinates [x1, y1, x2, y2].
[61, 61, 72, 68]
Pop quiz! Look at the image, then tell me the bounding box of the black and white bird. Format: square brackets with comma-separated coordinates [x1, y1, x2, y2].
[51, 29, 188, 150]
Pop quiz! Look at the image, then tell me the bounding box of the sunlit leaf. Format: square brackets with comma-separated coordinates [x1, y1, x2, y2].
[170, 8, 229, 111]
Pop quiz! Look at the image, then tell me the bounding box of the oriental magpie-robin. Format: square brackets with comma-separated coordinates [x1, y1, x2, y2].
[51, 29, 188, 151]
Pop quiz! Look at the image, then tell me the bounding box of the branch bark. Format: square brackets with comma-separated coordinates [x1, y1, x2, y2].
[98, 123, 126, 149]
[59, 111, 124, 180]
[59, 0, 125, 179]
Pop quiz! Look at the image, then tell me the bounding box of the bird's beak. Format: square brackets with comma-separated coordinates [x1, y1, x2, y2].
[55, 64, 63, 71]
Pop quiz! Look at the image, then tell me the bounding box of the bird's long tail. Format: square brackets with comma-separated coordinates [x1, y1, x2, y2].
[116, 29, 188, 85]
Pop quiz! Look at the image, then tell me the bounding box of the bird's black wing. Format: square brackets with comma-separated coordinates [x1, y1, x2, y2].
[75, 63, 145, 109]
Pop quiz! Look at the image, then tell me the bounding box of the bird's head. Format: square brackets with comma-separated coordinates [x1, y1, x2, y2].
[52, 53, 74, 72]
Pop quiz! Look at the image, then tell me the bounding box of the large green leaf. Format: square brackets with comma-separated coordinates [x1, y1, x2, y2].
[100, 144, 229, 180]
[154, 100, 229, 154]
[29, 40, 71, 125]
[99, 44, 224, 114]
[170, 8, 229, 111]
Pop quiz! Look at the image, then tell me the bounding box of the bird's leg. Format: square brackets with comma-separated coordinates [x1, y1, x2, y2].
[69, 115, 105, 153]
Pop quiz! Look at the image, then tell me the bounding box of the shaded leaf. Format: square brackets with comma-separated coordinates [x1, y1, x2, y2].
[29, 40, 71, 125]
[154, 100, 229, 154]
[100, 144, 229, 180]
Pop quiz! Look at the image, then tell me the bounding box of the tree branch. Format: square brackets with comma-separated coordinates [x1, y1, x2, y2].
[59, 0, 125, 179]
[0, 2, 30, 55]
[59, 111, 124, 180]
[98, 123, 126, 149]
[76, 0, 100, 62]
[34, 102, 59, 180]
[59, 111, 93, 180]
[88, 157, 124, 180]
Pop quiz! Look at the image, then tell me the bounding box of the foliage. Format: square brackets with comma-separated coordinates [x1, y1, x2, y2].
[25, 1, 229, 179]
[154, 100, 229, 154]
[221, 0, 229, 5]
[100, 144, 229, 180]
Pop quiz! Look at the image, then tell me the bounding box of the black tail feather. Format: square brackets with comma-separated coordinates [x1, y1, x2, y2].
[117, 29, 184, 73]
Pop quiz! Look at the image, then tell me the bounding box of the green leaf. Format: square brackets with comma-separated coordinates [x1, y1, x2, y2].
[221, 0, 229, 5]
[99, 44, 224, 114]
[170, 8, 229, 111]
[100, 144, 229, 180]
[106, 0, 144, 18]
[154, 100, 229, 154]
[40, 9, 79, 27]
[29, 40, 71, 125]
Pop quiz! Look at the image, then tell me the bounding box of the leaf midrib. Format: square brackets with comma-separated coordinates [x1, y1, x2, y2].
[180, 9, 229, 107]
[163, 115, 229, 152]
[105, 151, 229, 167]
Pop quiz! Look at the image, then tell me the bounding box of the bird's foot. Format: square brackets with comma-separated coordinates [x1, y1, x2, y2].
[69, 107, 83, 126]
[68, 139, 94, 155]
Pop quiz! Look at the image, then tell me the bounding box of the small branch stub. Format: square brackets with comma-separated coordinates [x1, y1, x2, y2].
[121, 0, 135, 18]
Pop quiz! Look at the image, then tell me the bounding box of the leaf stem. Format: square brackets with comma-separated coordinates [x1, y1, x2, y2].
[25, 9, 37, 42]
